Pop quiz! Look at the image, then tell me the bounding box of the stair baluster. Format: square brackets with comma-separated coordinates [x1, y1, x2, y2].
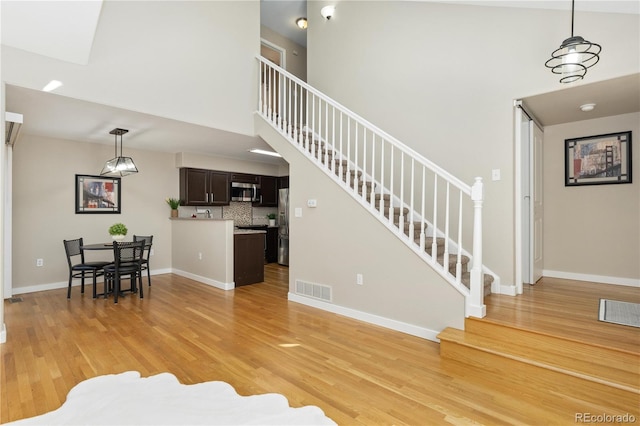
[256, 56, 497, 317]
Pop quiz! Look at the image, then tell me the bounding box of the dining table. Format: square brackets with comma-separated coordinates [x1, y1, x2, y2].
[80, 241, 143, 300]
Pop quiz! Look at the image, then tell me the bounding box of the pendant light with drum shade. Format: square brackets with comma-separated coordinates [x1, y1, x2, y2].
[545, 0, 601, 83]
[100, 128, 139, 177]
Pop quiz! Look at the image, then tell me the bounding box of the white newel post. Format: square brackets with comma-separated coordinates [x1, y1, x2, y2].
[468, 177, 486, 318]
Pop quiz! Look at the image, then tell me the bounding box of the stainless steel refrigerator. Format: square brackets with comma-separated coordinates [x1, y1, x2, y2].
[278, 188, 289, 266]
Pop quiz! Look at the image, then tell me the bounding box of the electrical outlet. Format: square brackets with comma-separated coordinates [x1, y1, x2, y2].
[356, 273, 363, 285]
[36, 258, 44, 267]
[198, 252, 203, 260]
[491, 169, 501, 181]
[150, 249, 154, 256]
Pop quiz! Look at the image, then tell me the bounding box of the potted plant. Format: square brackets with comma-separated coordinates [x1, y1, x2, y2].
[166, 197, 180, 218]
[266, 213, 277, 227]
[108, 223, 128, 241]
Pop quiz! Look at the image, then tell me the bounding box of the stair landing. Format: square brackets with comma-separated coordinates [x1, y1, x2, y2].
[438, 277, 640, 412]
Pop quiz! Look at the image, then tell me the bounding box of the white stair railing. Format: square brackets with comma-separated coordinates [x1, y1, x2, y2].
[258, 56, 488, 318]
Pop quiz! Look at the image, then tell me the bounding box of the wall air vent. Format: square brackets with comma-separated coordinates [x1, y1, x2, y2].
[295, 279, 332, 302]
[5, 112, 23, 146]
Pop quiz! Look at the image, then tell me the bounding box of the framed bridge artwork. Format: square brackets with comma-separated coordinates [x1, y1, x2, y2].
[565, 131, 632, 186]
[75, 174, 121, 214]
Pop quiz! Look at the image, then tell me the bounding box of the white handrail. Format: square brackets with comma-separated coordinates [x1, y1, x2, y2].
[257, 56, 471, 195]
[256, 56, 488, 318]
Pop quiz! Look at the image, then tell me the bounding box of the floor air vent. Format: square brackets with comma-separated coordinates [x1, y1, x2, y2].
[9, 297, 23, 303]
[295, 280, 332, 302]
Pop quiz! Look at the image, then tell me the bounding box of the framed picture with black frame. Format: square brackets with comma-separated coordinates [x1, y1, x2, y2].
[565, 131, 632, 186]
[75, 174, 121, 214]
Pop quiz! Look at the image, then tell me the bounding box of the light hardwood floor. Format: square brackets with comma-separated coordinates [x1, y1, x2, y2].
[2, 266, 638, 424]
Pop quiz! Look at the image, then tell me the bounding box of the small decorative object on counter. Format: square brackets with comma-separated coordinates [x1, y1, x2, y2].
[166, 197, 180, 218]
[267, 213, 276, 227]
[108, 223, 128, 241]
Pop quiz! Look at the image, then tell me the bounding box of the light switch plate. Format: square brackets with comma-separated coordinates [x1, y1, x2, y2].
[295, 207, 302, 217]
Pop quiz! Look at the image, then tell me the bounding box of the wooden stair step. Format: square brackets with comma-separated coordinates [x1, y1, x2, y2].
[438, 320, 639, 394]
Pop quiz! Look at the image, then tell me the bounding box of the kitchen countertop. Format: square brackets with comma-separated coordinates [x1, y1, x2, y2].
[234, 229, 267, 235]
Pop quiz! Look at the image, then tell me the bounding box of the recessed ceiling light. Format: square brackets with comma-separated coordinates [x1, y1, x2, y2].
[250, 149, 282, 158]
[579, 103, 596, 112]
[42, 80, 63, 92]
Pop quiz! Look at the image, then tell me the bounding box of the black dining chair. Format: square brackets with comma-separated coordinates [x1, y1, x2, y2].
[133, 235, 153, 286]
[63, 238, 111, 299]
[103, 241, 145, 303]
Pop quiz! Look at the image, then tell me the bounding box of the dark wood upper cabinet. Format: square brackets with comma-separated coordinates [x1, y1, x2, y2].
[254, 175, 277, 207]
[180, 168, 230, 206]
[278, 176, 289, 190]
[209, 171, 230, 205]
[229, 173, 259, 184]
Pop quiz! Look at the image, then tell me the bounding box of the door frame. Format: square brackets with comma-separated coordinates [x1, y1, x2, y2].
[260, 38, 286, 70]
[514, 100, 544, 294]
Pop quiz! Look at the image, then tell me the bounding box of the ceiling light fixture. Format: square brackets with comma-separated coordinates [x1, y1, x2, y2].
[296, 17, 308, 29]
[100, 128, 139, 177]
[579, 103, 596, 112]
[249, 149, 282, 158]
[321, 5, 335, 20]
[545, 0, 601, 83]
[42, 80, 63, 92]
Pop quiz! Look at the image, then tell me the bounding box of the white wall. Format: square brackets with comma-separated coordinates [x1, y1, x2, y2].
[11, 134, 177, 292]
[305, 1, 640, 286]
[171, 219, 234, 289]
[256, 116, 465, 339]
[543, 112, 640, 283]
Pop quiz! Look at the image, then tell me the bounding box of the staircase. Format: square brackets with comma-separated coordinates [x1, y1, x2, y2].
[309, 133, 494, 298]
[438, 317, 639, 401]
[257, 56, 498, 317]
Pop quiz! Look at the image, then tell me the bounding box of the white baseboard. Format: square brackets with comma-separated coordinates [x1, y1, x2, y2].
[288, 292, 442, 342]
[496, 283, 518, 296]
[10, 269, 175, 296]
[543, 270, 640, 287]
[171, 269, 234, 291]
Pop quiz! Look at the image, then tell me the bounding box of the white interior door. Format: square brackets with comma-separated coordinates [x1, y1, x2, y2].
[520, 114, 531, 288]
[530, 122, 544, 283]
[515, 103, 544, 291]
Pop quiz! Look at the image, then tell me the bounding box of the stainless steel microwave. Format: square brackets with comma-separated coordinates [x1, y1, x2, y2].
[231, 182, 260, 202]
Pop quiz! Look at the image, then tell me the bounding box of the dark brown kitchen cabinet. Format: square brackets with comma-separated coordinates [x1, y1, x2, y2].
[234, 233, 265, 286]
[265, 227, 278, 263]
[254, 175, 277, 207]
[230, 173, 259, 184]
[278, 176, 289, 190]
[180, 168, 230, 206]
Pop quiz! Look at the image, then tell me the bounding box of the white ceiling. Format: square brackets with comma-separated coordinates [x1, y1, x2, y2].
[261, 0, 307, 47]
[522, 73, 640, 126]
[6, 85, 283, 161]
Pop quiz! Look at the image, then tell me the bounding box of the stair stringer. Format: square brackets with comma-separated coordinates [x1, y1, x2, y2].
[257, 114, 473, 301]
[299, 125, 500, 296]
[255, 114, 467, 338]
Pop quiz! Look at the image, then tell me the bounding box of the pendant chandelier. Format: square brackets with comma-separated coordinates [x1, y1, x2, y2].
[545, 0, 601, 83]
[100, 128, 138, 177]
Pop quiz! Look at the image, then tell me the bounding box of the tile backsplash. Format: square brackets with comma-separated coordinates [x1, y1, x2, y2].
[223, 202, 252, 225]
[178, 202, 276, 226]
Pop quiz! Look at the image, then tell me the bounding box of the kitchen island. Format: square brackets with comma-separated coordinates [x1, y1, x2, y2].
[170, 218, 266, 289]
